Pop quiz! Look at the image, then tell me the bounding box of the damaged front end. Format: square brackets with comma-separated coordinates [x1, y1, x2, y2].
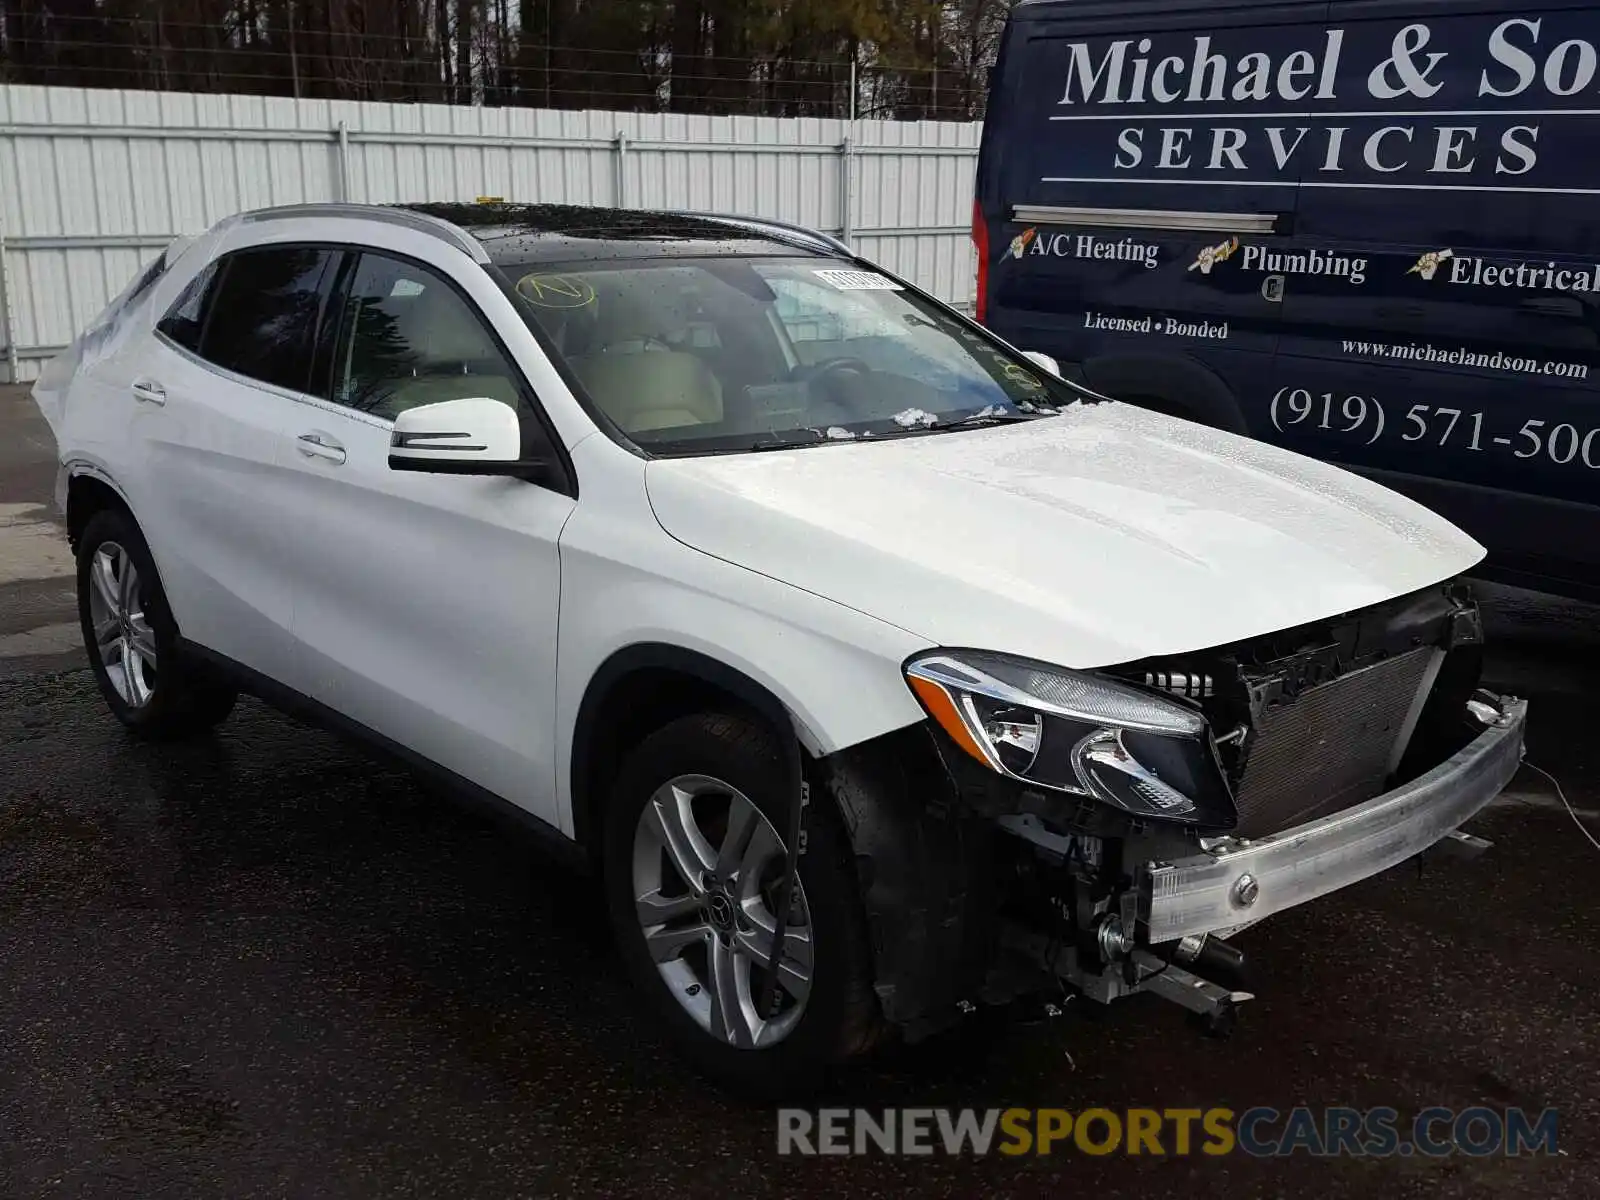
[828, 581, 1526, 1040]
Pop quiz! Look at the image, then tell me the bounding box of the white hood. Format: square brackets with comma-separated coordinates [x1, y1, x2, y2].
[644, 402, 1484, 668]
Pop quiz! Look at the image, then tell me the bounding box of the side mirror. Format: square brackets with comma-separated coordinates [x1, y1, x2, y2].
[388, 398, 523, 474]
[1021, 350, 1062, 378]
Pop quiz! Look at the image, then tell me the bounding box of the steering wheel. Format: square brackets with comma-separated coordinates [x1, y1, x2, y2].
[796, 356, 872, 380]
[601, 335, 675, 354]
[792, 357, 874, 417]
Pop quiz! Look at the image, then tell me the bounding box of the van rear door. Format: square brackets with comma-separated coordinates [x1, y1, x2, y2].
[977, 1, 1325, 428]
[1272, 1, 1600, 591]
[978, 0, 1600, 594]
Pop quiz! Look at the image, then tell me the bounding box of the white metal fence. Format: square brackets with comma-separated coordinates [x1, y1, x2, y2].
[0, 85, 980, 383]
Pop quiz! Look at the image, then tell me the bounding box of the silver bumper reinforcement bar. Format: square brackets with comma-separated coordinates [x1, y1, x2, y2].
[1140, 695, 1528, 944]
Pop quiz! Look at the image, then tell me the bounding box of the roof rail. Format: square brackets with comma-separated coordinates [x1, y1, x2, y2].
[670, 211, 853, 257]
[234, 203, 488, 263]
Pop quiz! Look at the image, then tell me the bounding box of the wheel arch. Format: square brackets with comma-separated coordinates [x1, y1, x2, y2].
[569, 643, 821, 851]
[65, 468, 199, 654]
[64, 466, 135, 549]
[572, 642, 978, 1038]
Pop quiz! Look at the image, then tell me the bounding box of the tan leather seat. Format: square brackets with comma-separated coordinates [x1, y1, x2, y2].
[360, 296, 519, 420]
[567, 287, 724, 433]
[572, 352, 724, 433]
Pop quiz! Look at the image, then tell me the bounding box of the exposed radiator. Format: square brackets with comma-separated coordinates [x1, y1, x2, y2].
[1233, 647, 1437, 837]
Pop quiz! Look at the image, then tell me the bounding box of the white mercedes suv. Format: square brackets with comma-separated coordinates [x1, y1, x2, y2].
[32, 202, 1526, 1095]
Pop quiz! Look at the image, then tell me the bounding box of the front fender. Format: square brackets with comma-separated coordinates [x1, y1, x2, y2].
[551, 438, 930, 839]
[553, 550, 929, 837]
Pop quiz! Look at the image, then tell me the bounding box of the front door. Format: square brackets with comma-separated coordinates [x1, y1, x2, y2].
[275, 249, 574, 824]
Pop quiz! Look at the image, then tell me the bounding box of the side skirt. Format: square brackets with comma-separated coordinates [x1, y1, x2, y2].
[176, 638, 590, 873]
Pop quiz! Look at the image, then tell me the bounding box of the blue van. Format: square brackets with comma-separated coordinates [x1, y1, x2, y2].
[976, 0, 1600, 599]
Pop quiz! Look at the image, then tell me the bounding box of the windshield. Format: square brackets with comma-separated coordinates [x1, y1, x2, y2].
[505, 255, 1094, 454]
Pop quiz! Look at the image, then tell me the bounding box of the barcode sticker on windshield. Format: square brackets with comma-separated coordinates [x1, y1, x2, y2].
[814, 269, 904, 291]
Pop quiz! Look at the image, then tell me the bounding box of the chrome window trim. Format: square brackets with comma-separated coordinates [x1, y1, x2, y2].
[1011, 205, 1280, 235]
[153, 329, 395, 432]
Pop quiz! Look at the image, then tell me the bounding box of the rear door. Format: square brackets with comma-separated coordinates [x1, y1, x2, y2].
[129, 243, 340, 680]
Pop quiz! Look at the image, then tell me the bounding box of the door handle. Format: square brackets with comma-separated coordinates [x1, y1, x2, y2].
[296, 432, 347, 465]
[130, 379, 166, 405]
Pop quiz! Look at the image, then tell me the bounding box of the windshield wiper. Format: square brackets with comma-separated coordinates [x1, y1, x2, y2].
[745, 438, 825, 452]
[926, 407, 1055, 430]
[646, 432, 823, 457]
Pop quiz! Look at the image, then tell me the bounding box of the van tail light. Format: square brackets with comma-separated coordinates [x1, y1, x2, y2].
[971, 200, 989, 326]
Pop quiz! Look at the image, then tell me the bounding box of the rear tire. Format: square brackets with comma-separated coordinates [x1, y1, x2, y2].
[602, 712, 881, 1098]
[76, 508, 238, 739]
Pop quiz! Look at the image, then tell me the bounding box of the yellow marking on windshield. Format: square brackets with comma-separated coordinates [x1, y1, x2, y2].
[517, 273, 597, 308]
[1001, 362, 1043, 390]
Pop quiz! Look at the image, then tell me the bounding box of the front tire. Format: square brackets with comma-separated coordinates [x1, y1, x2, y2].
[76, 508, 238, 739]
[602, 712, 880, 1097]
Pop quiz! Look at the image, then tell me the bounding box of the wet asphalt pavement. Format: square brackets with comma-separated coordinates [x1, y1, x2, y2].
[2, 385, 1599, 1198]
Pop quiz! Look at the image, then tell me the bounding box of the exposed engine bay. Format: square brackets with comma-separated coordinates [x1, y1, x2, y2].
[1113, 580, 1488, 836]
[825, 580, 1524, 1041]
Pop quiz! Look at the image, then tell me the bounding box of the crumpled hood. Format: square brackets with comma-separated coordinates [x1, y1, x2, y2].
[644, 402, 1485, 668]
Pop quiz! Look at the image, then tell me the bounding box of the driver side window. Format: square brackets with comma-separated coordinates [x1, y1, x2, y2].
[332, 253, 521, 422]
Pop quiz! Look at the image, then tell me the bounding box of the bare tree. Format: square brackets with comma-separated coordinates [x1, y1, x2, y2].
[0, 0, 1013, 116]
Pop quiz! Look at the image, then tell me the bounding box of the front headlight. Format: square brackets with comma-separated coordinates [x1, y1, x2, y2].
[904, 650, 1236, 827]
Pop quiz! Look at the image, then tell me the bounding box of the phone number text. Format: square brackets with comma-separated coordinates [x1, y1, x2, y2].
[1269, 388, 1600, 469]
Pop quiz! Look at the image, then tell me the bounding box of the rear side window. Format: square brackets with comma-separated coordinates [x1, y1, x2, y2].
[196, 247, 338, 394]
[157, 262, 218, 353]
[119, 256, 168, 313]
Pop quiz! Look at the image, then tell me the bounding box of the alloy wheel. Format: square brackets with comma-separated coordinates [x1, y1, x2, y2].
[631, 774, 813, 1049]
[87, 541, 157, 708]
